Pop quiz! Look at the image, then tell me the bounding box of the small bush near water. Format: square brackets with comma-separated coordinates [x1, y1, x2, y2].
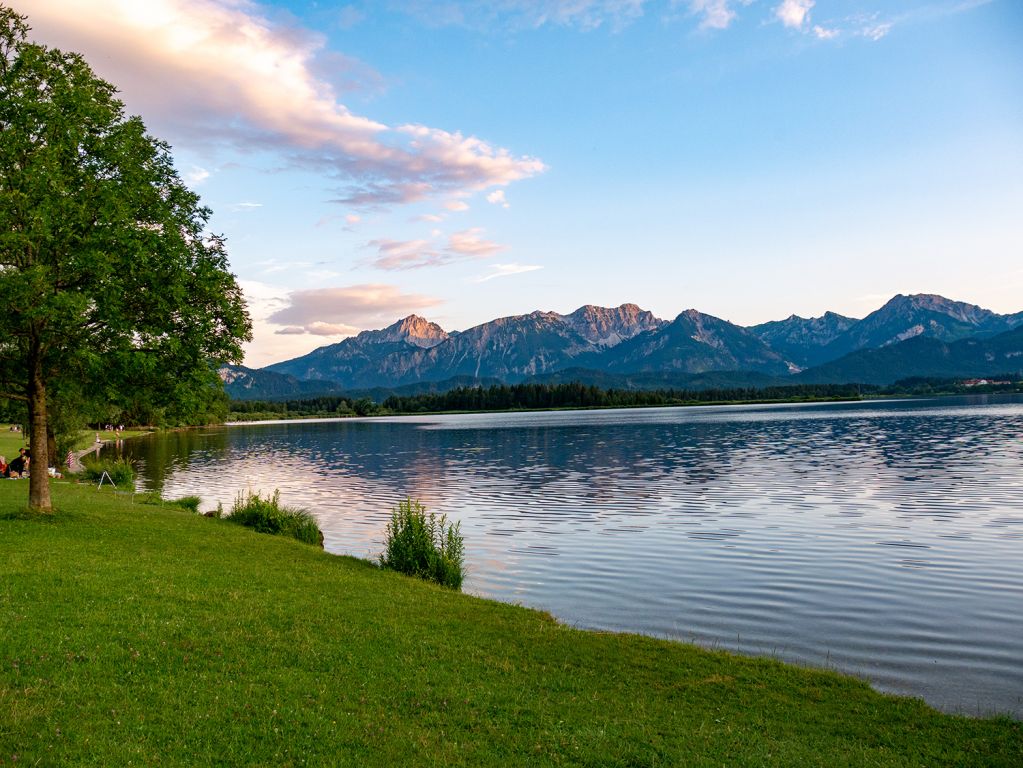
[133, 493, 201, 514]
[80, 456, 136, 489]
[225, 490, 322, 547]
[380, 498, 465, 590]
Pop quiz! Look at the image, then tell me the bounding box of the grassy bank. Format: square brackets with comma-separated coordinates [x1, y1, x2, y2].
[1, 483, 1019, 766]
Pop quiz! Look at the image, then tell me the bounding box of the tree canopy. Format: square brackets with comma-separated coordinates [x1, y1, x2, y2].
[0, 7, 251, 510]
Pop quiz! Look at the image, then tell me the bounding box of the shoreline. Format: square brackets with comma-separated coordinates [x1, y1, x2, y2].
[225, 393, 874, 425]
[225, 389, 1023, 425]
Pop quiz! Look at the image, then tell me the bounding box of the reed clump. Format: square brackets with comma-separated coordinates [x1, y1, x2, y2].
[225, 489, 322, 547]
[80, 456, 136, 488]
[380, 497, 465, 590]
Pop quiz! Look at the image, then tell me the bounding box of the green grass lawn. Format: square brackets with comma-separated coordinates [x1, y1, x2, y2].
[1, 482, 1019, 767]
[0, 424, 152, 464]
[0, 426, 27, 462]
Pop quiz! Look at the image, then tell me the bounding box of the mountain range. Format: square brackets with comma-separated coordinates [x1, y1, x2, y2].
[223, 294, 1023, 400]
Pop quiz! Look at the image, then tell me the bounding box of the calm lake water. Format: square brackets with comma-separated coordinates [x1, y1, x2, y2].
[116, 395, 1023, 717]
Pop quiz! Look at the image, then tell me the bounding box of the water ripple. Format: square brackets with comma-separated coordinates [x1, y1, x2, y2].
[127, 394, 1023, 717]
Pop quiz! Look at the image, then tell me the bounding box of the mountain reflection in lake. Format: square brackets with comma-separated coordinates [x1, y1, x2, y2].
[118, 395, 1023, 717]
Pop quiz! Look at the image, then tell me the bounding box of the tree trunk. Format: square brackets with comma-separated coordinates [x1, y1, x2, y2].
[27, 347, 52, 512]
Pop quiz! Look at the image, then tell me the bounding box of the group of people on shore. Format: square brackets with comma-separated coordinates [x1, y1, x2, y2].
[0, 448, 30, 478]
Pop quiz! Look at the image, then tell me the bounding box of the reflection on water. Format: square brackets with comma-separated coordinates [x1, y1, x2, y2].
[120, 395, 1023, 717]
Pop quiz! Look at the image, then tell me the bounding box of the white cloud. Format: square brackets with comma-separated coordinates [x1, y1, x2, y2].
[860, 21, 892, 41]
[15, 0, 545, 209]
[486, 189, 510, 208]
[686, 0, 739, 30]
[473, 263, 543, 282]
[267, 284, 443, 333]
[447, 228, 506, 257]
[398, 1, 649, 31]
[183, 165, 210, 187]
[415, 213, 445, 223]
[812, 24, 838, 40]
[229, 201, 263, 213]
[444, 200, 470, 212]
[345, 214, 361, 225]
[776, 0, 814, 29]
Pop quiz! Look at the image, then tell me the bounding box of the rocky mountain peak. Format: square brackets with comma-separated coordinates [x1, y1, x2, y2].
[674, 309, 727, 347]
[880, 294, 993, 325]
[360, 314, 449, 348]
[565, 303, 664, 347]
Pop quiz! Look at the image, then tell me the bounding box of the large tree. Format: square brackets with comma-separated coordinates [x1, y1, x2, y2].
[0, 8, 251, 511]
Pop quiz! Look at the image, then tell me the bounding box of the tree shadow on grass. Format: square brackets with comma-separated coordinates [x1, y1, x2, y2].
[0, 506, 82, 523]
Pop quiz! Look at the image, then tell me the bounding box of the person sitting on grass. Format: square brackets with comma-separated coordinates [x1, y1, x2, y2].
[0, 456, 6, 476]
[8, 448, 28, 478]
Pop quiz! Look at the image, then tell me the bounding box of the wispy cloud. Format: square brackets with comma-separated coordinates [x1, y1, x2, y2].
[447, 228, 506, 257]
[473, 263, 543, 282]
[396, 0, 648, 31]
[337, 5, 365, 30]
[229, 201, 263, 213]
[444, 200, 470, 212]
[267, 284, 443, 334]
[20, 0, 546, 210]
[774, 2, 897, 43]
[859, 20, 892, 40]
[390, 0, 976, 40]
[686, 0, 745, 31]
[367, 228, 506, 270]
[367, 238, 444, 270]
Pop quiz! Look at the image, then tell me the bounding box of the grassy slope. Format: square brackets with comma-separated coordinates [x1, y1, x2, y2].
[1, 483, 1019, 767]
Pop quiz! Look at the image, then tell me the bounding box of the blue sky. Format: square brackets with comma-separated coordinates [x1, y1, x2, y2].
[14, 0, 1023, 366]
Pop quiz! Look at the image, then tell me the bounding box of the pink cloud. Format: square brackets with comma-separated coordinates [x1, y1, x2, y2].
[268, 284, 443, 333]
[366, 239, 445, 270]
[366, 228, 505, 271]
[15, 0, 545, 208]
[446, 228, 506, 257]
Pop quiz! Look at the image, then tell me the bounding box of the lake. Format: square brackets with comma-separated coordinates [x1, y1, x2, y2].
[114, 395, 1023, 717]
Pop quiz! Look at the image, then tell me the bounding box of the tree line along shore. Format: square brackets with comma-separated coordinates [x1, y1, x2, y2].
[226, 377, 1023, 421]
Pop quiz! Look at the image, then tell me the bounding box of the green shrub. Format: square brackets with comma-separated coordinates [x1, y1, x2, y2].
[168, 496, 202, 514]
[80, 456, 136, 489]
[380, 498, 465, 590]
[133, 494, 201, 514]
[225, 490, 322, 547]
